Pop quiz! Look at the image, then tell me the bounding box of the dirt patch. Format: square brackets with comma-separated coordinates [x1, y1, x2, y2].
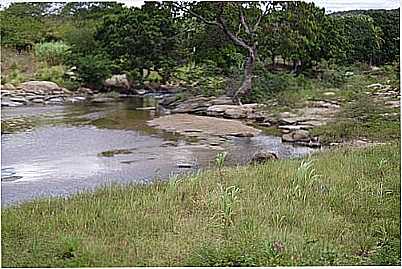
[148, 114, 261, 138]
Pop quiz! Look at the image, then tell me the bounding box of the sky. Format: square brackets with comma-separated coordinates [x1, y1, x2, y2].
[1, 0, 400, 13]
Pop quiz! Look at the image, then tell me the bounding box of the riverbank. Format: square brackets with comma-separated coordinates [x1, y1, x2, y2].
[2, 142, 400, 266]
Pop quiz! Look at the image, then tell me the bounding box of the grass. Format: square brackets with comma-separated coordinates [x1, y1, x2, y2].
[2, 142, 400, 266]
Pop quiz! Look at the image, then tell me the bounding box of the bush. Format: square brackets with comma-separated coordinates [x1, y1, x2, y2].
[250, 72, 313, 103]
[3, 63, 28, 85]
[173, 62, 226, 96]
[34, 41, 71, 66]
[35, 65, 65, 85]
[73, 54, 111, 89]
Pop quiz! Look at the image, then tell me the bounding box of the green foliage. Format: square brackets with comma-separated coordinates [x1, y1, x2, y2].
[96, 2, 178, 77]
[173, 62, 226, 96]
[73, 54, 111, 89]
[34, 41, 71, 66]
[3, 65, 27, 85]
[35, 65, 66, 85]
[251, 71, 313, 103]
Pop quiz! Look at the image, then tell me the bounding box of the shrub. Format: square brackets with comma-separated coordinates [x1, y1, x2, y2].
[34, 41, 71, 66]
[3, 64, 27, 85]
[173, 62, 226, 96]
[35, 65, 65, 85]
[74, 54, 111, 89]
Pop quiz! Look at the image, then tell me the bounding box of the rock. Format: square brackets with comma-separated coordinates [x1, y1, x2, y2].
[311, 101, 340, 109]
[159, 95, 179, 107]
[251, 150, 278, 163]
[171, 96, 212, 113]
[9, 97, 28, 104]
[91, 97, 115, 103]
[345, 71, 354, 76]
[135, 89, 147, 95]
[385, 100, 400, 108]
[144, 81, 160, 92]
[148, 114, 261, 138]
[206, 104, 255, 119]
[367, 83, 383, 89]
[77, 87, 94, 95]
[176, 162, 195, 168]
[104, 74, 130, 90]
[258, 122, 272, 127]
[159, 84, 180, 93]
[44, 95, 64, 101]
[282, 129, 310, 143]
[278, 125, 313, 131]
[1, 101, 23, 107]
[227, 132, 254, 137]
[323, 92, 336, 96]
[19, 81, 61, 92]
[136, 106, 156, 111]
[31, 99, 45, 104]
[46, 97, 64, 104]
[1, 83, 16, 91]
[26, 95, 44, 101]
[210, 96, 234, 106]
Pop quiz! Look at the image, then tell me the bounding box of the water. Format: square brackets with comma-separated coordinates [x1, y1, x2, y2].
[1, 97, 314, 206]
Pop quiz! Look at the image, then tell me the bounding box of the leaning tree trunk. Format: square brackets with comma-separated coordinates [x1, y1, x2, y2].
[233, 46, 257, 105]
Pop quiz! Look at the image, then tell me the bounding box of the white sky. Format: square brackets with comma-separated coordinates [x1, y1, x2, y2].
[0, 0, 400, 13]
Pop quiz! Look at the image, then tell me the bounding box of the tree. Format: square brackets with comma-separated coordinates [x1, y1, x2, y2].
[96, 2, 179, 82]
[175, 1, 278, 104]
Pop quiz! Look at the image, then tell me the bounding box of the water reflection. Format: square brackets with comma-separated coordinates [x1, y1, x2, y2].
[1, 96, 314, 205]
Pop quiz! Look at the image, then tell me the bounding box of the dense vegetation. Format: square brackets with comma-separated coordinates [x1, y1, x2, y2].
[2, 143, 400, 266]
[1, 2, 399, 101]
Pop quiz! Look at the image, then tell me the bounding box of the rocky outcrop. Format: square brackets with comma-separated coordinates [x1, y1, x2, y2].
[1, 81, 94, 107]
[19, 81, 62, 93]
[147, 113, 261, 138]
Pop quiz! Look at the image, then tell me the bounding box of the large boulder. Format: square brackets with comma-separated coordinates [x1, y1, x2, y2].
[171, 96, 213, 113]
[18, 81, 61, 93]
[282, 129, 311, 143]
[104, 74, 130, 91]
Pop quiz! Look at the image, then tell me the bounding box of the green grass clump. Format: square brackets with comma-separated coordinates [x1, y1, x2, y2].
[1, 143, 400, 267]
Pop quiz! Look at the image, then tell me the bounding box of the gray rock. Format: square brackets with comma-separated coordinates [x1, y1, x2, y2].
[91, 97, 115, 103]
[46, 97, 64, 104]
[104, 74, 130, 90]
[210, 96, 234, 105]
[251, 150, 278, 163]
[136, 106, 156, 111]
[282, 129, 310, 143]
[9, 97, 28, 104]
[77, 87, 94, 95]
[176, 162, 195, 168]
[1, 101, 24, 107]
[32, 99, 45, 104]
[19, 81, 61, 92]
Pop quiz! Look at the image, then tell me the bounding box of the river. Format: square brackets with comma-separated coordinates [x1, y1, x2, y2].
[1, 96, 314, 206]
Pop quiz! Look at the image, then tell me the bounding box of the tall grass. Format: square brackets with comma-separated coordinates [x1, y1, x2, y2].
[1, 143, 400, 266]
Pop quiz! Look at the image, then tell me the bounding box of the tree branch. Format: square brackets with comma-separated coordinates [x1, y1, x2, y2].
[253, 2, 273, 32]
[173, 2, 219, 26]
[239, 6, 251, 35]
